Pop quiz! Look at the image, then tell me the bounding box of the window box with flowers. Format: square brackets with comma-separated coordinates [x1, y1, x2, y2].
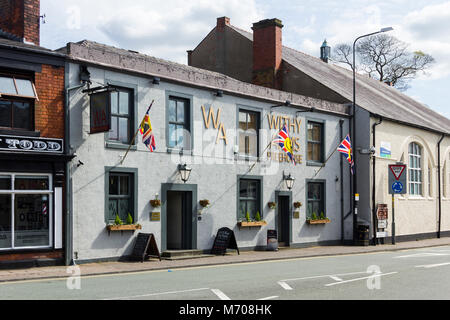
[237, 211, 267, 228]
[106, 213, 142, 234]
[306, 212, 331, 225]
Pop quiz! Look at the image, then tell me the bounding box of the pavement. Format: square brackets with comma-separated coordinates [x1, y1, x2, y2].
[2, 237, 450, 283]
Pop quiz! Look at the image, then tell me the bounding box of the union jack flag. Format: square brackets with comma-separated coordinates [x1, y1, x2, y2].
[273, 124, 296, 165]
[337, 134, 354, 174]
[140, 103, 156, 152]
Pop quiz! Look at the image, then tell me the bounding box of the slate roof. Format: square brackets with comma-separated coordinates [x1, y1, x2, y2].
[229, 25, 450, 134]
[62, 40, 348, 115]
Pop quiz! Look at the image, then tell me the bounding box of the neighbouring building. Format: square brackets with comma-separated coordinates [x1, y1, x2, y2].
[0, 0, 71, 267]
[61, 39, 352, 263]
[188, 17, 450, 243]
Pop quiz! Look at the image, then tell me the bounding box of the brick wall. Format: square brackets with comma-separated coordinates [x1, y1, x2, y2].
[34, 64, 65, 138]
[0, 0, 40, 45]
[251, 18, 284, 90]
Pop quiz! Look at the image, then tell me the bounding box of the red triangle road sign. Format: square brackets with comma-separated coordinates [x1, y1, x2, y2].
[389, 165, 406, 180]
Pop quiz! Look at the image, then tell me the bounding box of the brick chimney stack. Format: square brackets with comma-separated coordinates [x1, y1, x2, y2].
[251, 18, 283, 90]
[0, 0, 41, 45]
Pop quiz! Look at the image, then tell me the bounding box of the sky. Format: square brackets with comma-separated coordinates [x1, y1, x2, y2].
[40, 0, 450, 119]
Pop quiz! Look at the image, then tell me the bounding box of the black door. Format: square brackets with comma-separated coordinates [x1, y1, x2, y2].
[277, 195, 290, 246]
[167, 191, 193, 250]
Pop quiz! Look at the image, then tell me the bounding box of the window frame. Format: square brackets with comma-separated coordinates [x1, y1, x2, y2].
[104, 167, 138, 224]
[408, 142, 423, 196]
[0, 97, 35, 132]
[104, 80, 138, 150]
[165, 91, 193, 153]
[236, 175, 263, 221]
[0, 173, 53, 251]
[306, 118, 325, 166]
[237, 106, 261, 159]
[306, 179, 326, 219]
[0, 74, 38, 100]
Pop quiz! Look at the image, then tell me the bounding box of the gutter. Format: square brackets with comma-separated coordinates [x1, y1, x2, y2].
[372, 116, 383, 245]
[437, 134, 445, 239]
[64, 66, 87, 266]
[340, 119, 345, 243]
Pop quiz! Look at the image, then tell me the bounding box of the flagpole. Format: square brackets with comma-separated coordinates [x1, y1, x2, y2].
[120, 100, 154, 165]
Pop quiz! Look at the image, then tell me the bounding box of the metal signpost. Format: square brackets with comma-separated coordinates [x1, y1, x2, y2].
[388, 163, 407, 244]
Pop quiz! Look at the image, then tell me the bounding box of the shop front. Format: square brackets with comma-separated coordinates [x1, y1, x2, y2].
[0, 135, 67, 267]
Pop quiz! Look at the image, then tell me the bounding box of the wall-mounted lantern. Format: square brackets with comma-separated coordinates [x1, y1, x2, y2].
[283, 172, 295, 190]
[178, 163, 192, 183]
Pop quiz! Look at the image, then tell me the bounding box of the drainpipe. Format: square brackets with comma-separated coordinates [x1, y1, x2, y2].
[64, 79, 87, 266]
[340, 119, 344, 243]
[437, 134, 445, 239]
[372, 116, 382, 245]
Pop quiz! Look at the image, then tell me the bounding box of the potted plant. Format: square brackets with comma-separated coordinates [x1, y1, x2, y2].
[106, 213, 142, 232]
[238, 211, 267, 228]
[268, 202, 276, 209]
[306, 211, 331, 225]
[199, 199, 210, 208]
[293, 201, 302, 209]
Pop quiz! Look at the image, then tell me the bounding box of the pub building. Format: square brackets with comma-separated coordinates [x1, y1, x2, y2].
[0, 0, 71, 267]
[63, 39, 352, 263]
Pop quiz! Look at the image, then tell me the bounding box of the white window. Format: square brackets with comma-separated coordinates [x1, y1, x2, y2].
[408, 142, 422, 196]
[0, 174, 52, 250]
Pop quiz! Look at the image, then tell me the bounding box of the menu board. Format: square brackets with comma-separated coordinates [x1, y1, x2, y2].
[211, 227, 239, 256]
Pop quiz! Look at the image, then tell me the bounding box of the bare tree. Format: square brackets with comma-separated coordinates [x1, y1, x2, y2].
[331, 34, 434, 91]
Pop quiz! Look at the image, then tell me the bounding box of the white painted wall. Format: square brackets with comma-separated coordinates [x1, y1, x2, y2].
[68, 63, 351, 261]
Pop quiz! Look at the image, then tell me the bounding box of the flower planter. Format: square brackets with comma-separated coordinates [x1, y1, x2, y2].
[306, 219, 331, 225]
[238, 221, 267, 228]
[150, 199, 161, 207]
[106, 224, 142, 235]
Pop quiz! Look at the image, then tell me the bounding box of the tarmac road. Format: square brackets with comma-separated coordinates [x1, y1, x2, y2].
[1, 245, 450, 301]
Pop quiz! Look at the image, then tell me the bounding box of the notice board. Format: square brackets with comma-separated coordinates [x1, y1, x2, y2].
[130, 233, 161, 262]
[211, 227, 239, 255]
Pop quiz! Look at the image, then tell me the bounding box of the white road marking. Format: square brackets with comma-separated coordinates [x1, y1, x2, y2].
[277, 281, 293, 290]
[278, 271, 367, 290]
[102, 287, 210, 300]
[394, 252, 450, 258]
[258, 296, 278, 300]
[211, 289, 231, 300]
[329, 276, 343, 282]
[324, 272, 398, 287]
[415, 262, 450, 269]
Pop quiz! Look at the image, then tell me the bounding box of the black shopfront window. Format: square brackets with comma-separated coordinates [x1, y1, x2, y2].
[0, 174, 52, 250]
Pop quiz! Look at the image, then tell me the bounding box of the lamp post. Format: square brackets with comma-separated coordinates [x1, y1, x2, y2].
[352, 27, 393, 244]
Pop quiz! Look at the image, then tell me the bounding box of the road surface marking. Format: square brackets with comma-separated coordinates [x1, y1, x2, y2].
[394, 252, 450, 258]
[277, 281, 293, 290]
[211, 289, 231, 300]
[101, 287, 210, 300]
[415, 262, 450, 269]
[258, 296, 278, 300]
[278, 271, 367, 290]
[324, 272, 398, 287]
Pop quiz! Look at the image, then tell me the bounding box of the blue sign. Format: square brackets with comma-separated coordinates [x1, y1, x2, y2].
[392, 181, 403, 194]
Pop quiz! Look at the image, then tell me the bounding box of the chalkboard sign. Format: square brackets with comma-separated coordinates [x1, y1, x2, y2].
[130, 233, 161, 262]
[267, 229, 277, 240]
[211, 227, 239, 256]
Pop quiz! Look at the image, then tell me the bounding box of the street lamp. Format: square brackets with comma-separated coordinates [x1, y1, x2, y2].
[352, 27, 393, 245]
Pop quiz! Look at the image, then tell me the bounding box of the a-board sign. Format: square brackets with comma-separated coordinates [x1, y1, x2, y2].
[211, 227, 240, 255]
[388, 163, 407, 195]
[130, 233, 161, 262]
